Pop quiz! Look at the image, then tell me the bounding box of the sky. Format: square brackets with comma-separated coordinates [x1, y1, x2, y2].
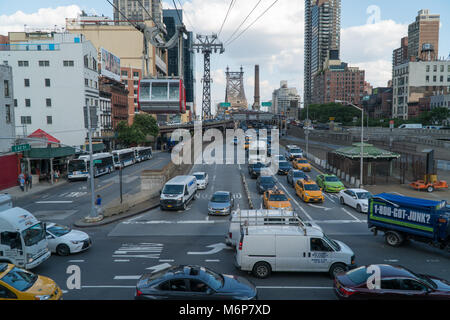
[1, 0, 450, 115]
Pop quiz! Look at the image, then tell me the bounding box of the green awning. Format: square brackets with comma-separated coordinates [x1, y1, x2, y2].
[333, 143, 400, 160]
[24, 146, 76, 159]
[82, 143, 105, 152]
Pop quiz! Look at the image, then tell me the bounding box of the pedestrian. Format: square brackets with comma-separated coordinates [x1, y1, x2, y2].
[24, 173, 29, 191]
[95, 194, 102, 215]
[26, 172, 32, 190]
[19, 176, 25, 192]
[54, 169, 60, 183]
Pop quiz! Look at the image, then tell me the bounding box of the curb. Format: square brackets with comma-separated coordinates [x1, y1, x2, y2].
[241, 172, 254, 209]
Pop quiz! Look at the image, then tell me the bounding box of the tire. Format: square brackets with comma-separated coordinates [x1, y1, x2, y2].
[340, 197, 345, 205]
[329, 263, 347, 278]
[252, 262, 271, 279]
[427, 186, 434, 193]
[56, 244, 71, 256]
[385, 231, 404, 247]
[183, 202, 187, 210]
[356, 204, 362, 213]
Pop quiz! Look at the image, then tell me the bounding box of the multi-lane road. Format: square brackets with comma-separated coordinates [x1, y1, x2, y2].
[19, 141, 450, 300]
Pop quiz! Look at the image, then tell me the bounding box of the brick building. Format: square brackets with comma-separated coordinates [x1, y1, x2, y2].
[362, 87, 393, 119]
[99, 77, 129, 129]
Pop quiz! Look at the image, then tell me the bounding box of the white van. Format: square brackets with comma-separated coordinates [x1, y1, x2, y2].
[398, 124, 422, 129]
[225, 209, 322, 247]
[0, 207, 50, 269]
[160, 175, 197, 210]
[0, 194, 13, 212]
[235, 225, 355, 279]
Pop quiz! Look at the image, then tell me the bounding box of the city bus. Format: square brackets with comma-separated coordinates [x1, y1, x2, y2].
[134, 146, 153, 163]
[112, 149, 136, 169]
[67, 153, 115, 181]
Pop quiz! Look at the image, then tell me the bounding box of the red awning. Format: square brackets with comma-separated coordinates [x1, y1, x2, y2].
[28, 129, 60, 144]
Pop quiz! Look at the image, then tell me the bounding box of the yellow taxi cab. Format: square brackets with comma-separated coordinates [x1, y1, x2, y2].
[244, 135, 252, 150]
[292, 158, 312, 172]
[295, 178, 324, 203]
[263, 188, 293, 211]
[0, 263, 62, 300]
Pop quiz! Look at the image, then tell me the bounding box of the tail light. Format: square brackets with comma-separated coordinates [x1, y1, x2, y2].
[136, 289, 143, 297]
[238, 241, 243, 250]
[229, 232, 232, 239]
[339, 285, 355, 297]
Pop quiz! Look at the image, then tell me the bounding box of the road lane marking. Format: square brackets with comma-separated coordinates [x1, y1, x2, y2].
[114, 259, 130, 262]
[159, 259, 174, 262]
[256, 286, 333, 290]
[68, 260, 85, 263]
[305, 220, 365, 224]
[114, 276, 141, 280]
[274, 177, 313, 221]
[36, 201, 73, 204]
[205, 259, 220, 262]
[384, 259, 399, 262]
[81, 286, 135, 289]
[341, 207, 361, 221]
[95, 181, 114, 193]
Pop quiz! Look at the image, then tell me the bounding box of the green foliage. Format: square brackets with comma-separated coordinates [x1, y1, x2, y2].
[300, 103, 361, 125]
[115, 114, 160, 147]
[133, 113, 159, 137]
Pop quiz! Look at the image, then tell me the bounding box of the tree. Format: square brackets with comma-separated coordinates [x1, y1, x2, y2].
[430, 107, 449, 124]
[133, 113, 159, 137]
[300, 103, 361, 125]
[116, 121, 146, 147]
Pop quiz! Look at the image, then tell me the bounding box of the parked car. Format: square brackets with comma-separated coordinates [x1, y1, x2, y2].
[287, 169, 309, 186]
[135, 265, 257, 300]
[0, 263, 62, 300]
[256, 176, 276, 194]
[316, 174, 345, 193]
[208, 191, 234, 215]
[339, 189, 372, 213]
[193, 172, 209, 190]
[334, 264, 450, 300]
[46, 223, 91, 256]
[277, 161, 292, 175]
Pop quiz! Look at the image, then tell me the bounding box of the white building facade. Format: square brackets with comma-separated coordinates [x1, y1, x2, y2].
[392, 60, 450, 119]
[272, 81, 301, 119]
[0, 65, 15, 153]
[0, 33, 99, 146]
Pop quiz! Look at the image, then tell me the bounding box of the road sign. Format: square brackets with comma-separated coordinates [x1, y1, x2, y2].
[220, 102, 231, 108]
[12, 144, 31, 152]
[93, 160, 102, 164]
[262, 102, 272, 107]
[329, 117, 335, 121]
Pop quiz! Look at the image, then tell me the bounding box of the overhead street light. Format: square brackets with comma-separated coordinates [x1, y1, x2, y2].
[335, 100, 364, 188]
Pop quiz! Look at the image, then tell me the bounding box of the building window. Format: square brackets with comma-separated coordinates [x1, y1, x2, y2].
[3, 80, 9, 97]
[426, 65, 430, 72]
[14, 99, 17, 107]
[433, 65, 437, 72]
[94, 81, 97, 89]
[133, 80, 139, 86]
[5, 105, 11, 123]
[45, 79, 51, 87]
[46, 98, 52, 107]
[134, 89, 137, 95]
[47, 116, 52, 124]
[433, 76, 437, 82]
[440, 65, 444, 72]
[84, 55, 89, 68]
[440, 76, 444, 82]
[63, 60, 74, 67]
[448, 76, 450, 83]
[38, 60, 50, 67]
[3, 61, 8, 65]
[25, 99, 31, 107]
[24, 79, 30, 87]
[121, 70, 128, 77]
[21, 116, 31, 124]
[90, 80, 93, 88]
[133, 71, 139, 77]
[18, 61, 29, 67]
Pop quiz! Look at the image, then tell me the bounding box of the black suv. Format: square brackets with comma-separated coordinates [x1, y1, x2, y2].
[248, 162, 269, 179]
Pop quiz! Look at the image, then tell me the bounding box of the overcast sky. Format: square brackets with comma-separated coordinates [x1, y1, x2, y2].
[1, 0, 449, 115]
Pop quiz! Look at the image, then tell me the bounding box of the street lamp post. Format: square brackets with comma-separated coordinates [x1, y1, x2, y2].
[335, 100, 364, 188]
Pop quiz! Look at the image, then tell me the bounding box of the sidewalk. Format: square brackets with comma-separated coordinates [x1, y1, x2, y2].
[365, 184, 450, 202]
[2, 180, 68, 202]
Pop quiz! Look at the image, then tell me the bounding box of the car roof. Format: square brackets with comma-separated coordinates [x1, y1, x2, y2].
[346, 188, 369, 193]
[193, 172, 206, 175]
[246, 225, 322, 237]
[147, 265, 213, 282]
[302, 180, 317, 185]
[368, 264, 418, 278]
[212, 191, 230, 196]
[166, 175, 196, 185]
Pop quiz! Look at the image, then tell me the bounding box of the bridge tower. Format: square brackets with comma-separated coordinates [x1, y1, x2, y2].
[225, 66, 248, 110]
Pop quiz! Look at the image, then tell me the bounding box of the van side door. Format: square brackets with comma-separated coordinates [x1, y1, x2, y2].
[275, 235, 309, 272]
[304, 237, 335, 272]
[0, 232, 24, 264]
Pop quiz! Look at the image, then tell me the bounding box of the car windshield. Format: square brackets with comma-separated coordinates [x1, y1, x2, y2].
[325, 176, 340, 182]
[204, 268, 224, 290]
[0, 267, 38, 292]
[68, 160, 86, 172]
[291, 149, 302, 153]
[211, 194, 230, 203]
[260, 177, 275, 184]
[297, 160, 308, 164]
[194, 174, 205, 180]
[162, 184, 184, 195]
[304, 184, 320, 191]
[279, 161, 291, 167]
[322, 234, 340, 251]
[253, 163, 266, 168]
[294, 172, 306, 178]
[269, 194, 288, 201]
[21, 222, 45, 247]
[47, 224, 71, 237]
[356, 192, 372, 199]
[113, 155, 119, 162]
[346, 266, 370, 285]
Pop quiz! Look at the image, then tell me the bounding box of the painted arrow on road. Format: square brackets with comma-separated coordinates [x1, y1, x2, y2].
[146, 263, 172, 273]
[308, 204, 332, 211]
[187, 243, 232, 255]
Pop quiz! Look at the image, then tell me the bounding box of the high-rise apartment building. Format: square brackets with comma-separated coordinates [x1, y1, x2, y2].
[393, 37, 409, 68]
[272, 81, 301, 119]
[113, 0, 162, 26]
[408, 9, 440, 61]
[304, 0, 341, 107]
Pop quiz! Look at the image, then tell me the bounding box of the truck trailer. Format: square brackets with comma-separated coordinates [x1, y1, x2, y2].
[368, 193, 449, 251]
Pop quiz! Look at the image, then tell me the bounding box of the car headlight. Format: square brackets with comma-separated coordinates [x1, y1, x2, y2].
[304, 192, 310, 197]
[35, 295, 51, 300]
[71, 240, 82, 245]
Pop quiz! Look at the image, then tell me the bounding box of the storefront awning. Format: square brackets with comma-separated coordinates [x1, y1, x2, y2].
[28, 129, 60, 144]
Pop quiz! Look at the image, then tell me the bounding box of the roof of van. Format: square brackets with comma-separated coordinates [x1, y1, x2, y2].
[232, 209, 296, 219]
[244, 225, 323, 236]
[0, 207, 39, 231]
[166, 175, 196, 185]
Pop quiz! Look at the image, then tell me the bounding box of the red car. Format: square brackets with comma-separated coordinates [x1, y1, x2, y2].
[334, 264, 450, 300]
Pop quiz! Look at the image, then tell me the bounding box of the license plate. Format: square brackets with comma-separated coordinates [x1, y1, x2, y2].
[216, 211, 221, 214]
[167, 205, 172, 208]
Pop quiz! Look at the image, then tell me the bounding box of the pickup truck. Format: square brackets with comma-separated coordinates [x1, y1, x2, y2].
[368, 193, 449, 251]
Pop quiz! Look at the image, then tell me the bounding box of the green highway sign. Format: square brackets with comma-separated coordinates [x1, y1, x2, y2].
[93, 160, 102, 164]
[12, 144, 31, 153]
[220, 102, 231, 108]
[262, 102, 272, 107]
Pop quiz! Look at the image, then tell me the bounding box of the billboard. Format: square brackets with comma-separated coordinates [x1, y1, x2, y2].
[100, 47, 120, 82]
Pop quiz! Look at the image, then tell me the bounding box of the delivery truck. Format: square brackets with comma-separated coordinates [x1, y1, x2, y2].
[0, 195, 50, 269]
[368, 193, 449, 251]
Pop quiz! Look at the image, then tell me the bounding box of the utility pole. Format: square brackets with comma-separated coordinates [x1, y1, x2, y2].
[192, 34, 224, 119]
[86, 105, 97, 218]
